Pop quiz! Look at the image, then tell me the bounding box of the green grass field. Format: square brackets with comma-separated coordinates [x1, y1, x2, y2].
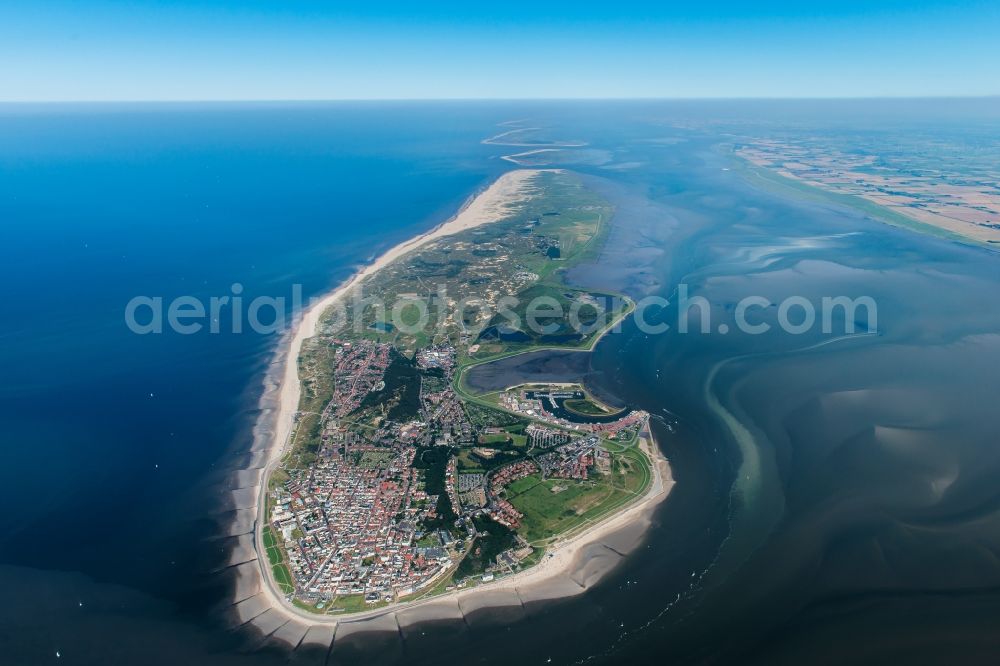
[613, 445, 652, 494]
[507, 445, 653, 544]
[356, 449, 394, 468]
[509, 475, 621, 542]
[480, 433, 513, 445]
[262, 526, 295, 595]
[328, 594, 387, 614]
[563, 397, 619, 416]
[506, 473, 543, 495]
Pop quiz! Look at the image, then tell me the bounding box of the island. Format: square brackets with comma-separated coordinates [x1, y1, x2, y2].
[253, 169, 672, 622]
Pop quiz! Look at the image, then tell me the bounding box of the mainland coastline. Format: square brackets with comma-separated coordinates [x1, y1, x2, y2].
[237, 169, 674, 640]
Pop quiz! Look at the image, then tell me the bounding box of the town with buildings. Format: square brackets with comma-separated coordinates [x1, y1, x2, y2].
[266, 336, 650, 612]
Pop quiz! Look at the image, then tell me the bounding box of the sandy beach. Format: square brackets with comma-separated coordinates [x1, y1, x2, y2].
[244, 167, 674, 635]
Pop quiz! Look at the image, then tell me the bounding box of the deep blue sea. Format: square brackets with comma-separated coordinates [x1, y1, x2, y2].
[0, 102, 515, 662]
[3, 100, 1000, 665]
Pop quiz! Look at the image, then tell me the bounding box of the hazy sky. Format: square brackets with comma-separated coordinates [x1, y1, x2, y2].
[3, 0, 999, 101]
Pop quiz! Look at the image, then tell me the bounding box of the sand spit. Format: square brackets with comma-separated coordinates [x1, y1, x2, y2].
[501, 148, 562, 165]
[482, 127, 587, 148]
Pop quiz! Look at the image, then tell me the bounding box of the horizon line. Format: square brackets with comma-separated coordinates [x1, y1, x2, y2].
[2, 94, 999, 105]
